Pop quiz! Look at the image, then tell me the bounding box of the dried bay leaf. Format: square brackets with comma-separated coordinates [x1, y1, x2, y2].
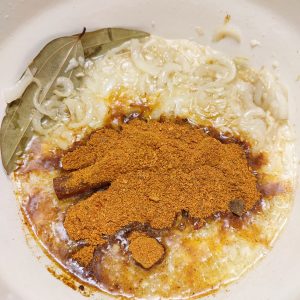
[0, 94, 34, 173]
[0, 35, 84, 174]
[0, 99, 30, 173]
[0, 27, 149, 174]
[81, 28, 149, 57]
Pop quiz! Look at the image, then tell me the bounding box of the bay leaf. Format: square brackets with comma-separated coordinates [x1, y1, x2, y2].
[0, 34, 84, 174]
[0, 99, 31, 173]
[81, 28, 149, 57]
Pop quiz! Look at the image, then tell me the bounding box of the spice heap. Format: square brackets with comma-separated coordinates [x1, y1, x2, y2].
[53, 119, 260, 268]
[128, 232, 165, 269]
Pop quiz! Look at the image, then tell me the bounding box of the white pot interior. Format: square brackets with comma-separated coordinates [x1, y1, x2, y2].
[0, 1, 299, 299]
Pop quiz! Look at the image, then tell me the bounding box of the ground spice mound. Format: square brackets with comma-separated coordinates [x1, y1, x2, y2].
[55, 119, 260, 265]
[128, 233, 165, 269]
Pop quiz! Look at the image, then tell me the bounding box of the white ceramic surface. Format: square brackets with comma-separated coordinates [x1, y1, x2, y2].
[0, 0, 299, 299]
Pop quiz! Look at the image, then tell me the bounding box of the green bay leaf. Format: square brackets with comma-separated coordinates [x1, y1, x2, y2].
[0, 35, 84, 174]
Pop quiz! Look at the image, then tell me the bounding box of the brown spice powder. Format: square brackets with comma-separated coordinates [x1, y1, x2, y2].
[128, 233, 165, 269]
[54, 119, 261, 266]
[72, 246, 96, 267]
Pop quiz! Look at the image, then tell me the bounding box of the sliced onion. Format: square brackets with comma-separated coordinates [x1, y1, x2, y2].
[131, 39, 161, 76]
[53, 77, 74, 98]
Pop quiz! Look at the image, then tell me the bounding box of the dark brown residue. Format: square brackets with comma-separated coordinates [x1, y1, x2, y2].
[16, 137, 62, 174]
[229, 199, 245, 217]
